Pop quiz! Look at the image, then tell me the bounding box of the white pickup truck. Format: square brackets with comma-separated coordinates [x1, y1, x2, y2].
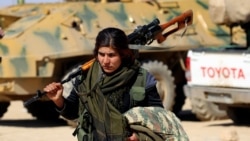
[184, 43, 250, 124]
[184, 0, 250, 124]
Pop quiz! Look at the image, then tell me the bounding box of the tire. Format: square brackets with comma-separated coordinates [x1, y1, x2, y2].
[26, 100, 60, 120]
[142, 60, 176, 111]
[190, 97, 228, 121]
[227, 107, 250, 125]
[0, 102, 10, 118]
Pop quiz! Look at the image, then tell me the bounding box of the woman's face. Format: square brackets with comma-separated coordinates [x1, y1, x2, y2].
[97, 47, 122, 74]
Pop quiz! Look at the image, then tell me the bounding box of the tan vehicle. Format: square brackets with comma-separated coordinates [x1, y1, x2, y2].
[184, 0, 250, 124]
[0, 0, 241, 121]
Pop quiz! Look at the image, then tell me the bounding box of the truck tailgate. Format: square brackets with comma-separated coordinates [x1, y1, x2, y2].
[188, 50, 250, 88]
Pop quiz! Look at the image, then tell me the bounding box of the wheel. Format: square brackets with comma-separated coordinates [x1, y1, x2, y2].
[25, 100, 60, 120]
[227, 107, 250, 125]
[142, 60, 176, 111]
[190, 98, 228, 121]
[0, 102, 10, 118]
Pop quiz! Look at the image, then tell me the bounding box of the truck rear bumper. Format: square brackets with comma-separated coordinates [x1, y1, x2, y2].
[184, 85, 250, 104]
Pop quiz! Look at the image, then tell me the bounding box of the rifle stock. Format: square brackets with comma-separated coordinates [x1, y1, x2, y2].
[80, 58, 95, 71]
[156, 9, 193, 43]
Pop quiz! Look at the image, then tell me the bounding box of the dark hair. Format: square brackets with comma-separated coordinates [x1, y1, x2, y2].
[93, 27, 135, 66]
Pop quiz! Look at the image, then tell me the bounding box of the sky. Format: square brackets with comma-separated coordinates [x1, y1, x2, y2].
[0, 0, 63, 8]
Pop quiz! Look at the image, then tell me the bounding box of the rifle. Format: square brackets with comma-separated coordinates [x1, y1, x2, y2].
[23, 9, 193, 107]
[128, 9, 193, 45]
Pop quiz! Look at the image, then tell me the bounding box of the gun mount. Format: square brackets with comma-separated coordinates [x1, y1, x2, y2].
[0, 0, 244, 121]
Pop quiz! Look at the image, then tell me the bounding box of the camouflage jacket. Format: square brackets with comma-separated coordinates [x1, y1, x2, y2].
[124, 106, 189, 141]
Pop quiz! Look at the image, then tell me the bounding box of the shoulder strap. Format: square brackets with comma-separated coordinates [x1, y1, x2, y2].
[129, 68, 147, 108]
[134, 68, 147, 87]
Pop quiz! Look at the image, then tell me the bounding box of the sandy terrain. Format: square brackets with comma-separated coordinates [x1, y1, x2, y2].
[0, 100, 249, 141]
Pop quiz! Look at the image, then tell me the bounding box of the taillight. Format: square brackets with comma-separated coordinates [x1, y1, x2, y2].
[185, 57, 191, 81]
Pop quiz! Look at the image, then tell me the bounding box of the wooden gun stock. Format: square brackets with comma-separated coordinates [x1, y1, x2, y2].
[156, 9, 193, 43]
[80, 58, 95, 71]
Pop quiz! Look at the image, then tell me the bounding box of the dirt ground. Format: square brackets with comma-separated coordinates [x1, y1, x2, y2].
[0, 100, 249, 141]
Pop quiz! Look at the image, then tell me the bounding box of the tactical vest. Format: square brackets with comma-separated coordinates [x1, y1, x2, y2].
[73, 68, 147, 141]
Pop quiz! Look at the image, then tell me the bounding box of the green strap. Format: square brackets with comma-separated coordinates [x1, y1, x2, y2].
[129, 68, 147, 108]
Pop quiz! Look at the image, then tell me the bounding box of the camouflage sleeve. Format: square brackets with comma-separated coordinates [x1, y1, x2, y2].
[124, 107, 189, 141]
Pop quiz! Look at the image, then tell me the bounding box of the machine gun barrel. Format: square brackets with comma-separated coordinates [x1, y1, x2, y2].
[24, 9, 193, 107]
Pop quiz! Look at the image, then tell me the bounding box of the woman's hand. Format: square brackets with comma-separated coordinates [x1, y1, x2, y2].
[43, 82, 64, 108]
